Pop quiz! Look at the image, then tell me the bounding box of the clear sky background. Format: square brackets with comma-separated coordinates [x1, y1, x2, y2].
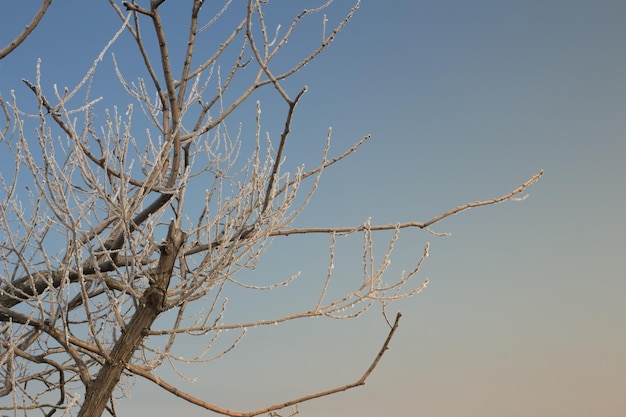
[1, 1, 625, 416]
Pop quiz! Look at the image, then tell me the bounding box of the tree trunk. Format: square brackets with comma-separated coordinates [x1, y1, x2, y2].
[78, 221, 186, 417]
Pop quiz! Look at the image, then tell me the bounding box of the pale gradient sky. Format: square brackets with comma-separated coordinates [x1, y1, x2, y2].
[1, 1, 624, 416]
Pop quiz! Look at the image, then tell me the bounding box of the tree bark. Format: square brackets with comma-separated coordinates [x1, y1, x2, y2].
[78, 221, 186, 417]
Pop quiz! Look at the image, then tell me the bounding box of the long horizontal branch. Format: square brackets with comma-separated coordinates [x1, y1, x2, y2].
[183, 169, 543, 257]
[272, 170, 544, 237]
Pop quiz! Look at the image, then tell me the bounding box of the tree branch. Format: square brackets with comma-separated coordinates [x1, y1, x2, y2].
[273, 170, 544, 236]
[184, 170, 543, 257]
[0, 0, 52, 60]
[129, 312, 402, 417]
[261, 86, 307, 214]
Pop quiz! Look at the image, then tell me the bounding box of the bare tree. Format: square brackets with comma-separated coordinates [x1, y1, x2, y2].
[0, 1, 542, 416]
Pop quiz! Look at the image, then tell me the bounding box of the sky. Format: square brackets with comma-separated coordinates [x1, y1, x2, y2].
[1, 1, 625, 416]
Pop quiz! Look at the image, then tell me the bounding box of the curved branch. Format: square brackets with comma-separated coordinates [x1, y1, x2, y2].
[0, 0, 52, 60]
[10, 345, 67, 417]
[129, 312, 402, 417]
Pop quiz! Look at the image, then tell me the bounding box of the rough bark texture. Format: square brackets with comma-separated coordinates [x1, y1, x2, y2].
[78, 221, 186, 417]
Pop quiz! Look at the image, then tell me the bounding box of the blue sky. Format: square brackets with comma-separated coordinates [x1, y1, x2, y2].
[1, 1, 625, 416]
